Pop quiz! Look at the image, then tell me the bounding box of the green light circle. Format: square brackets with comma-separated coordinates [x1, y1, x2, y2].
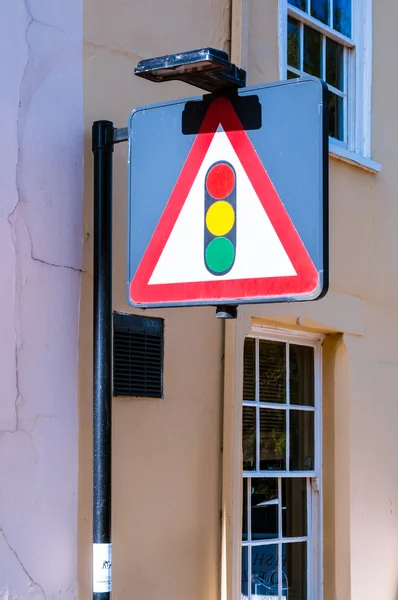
[205, 237, 235, 274]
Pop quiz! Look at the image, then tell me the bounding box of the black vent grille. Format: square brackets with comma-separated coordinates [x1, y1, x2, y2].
[113, 313, 163, 398]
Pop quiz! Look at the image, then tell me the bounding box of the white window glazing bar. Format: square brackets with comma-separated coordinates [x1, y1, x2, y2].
[242, 536, 309, 548]
[255, 339, 260, 471]
[244, 470, 317, 479]
[322, 35, 326, 82]
[248, 477, 252, 600]
[243, 401, 316, 412]
[330, 0, 334, 29]
[285, 343, 290, 473]
[307, 478, 312, 600]
[299, 21, 304, 71]
[278, 477, 283, 600]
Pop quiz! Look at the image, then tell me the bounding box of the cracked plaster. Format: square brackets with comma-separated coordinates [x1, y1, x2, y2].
[0, 0, 82, 597]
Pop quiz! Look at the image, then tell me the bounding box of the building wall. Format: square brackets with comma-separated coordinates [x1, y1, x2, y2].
[0, 0, 83, 598]
[79, 1, 230, 599]
[79, 1, 398, 600]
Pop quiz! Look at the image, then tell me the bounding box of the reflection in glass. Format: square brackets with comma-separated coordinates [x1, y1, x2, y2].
[329, 92, 344, 141]
[243, 407, 256, 470]
[288, 0, 306, 10]
[243, 338, 256, 401]
[304, 26, 322, 78]
[260, 409, 286, 471]
[288, 17, 300, 69]
[259, 340, 286, 403]
[311, 0, 329, 24]
[251, 544, 279, 599]
[242, 546, 249, 600]
[251, 478, 278, 540]
[282, 478, 307, 538]
[284, 542, 307, 599]
[290, 345, 314, 406]
[326, 39, 344, 91]
[334, 0, 351, 37]
[290, 410, 314, 471]
[242, 479, 248, 540]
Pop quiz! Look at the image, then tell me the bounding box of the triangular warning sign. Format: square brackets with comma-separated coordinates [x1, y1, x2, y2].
[129, 97, 320, 306]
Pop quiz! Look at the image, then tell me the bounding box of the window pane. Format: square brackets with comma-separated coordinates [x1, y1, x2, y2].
[251, 544, 279, 598]
[287, 70, 299, 80]
[288, 17, 300, 69]
[290, 410, 314, 471]
[334, 0, 351, 37]
[259, 340, 286, 404]
[311, 0, 329, 25]
[284, 542, 307, 599]
[326, 38, 344, 91]
[290, 344, 314, 406]
[251, 478, 278, 540]
[282, 478, 307, 537]
[329, 91, 344, 141]
[242, 479, 248, 540]
[243, 338, 256, 401]
[243, 406, 256, 470]
[242, 546, 249, 600]
[288, 0, 306, 11]
[260, 409, 286, 471]
[304, 26, 322, 78]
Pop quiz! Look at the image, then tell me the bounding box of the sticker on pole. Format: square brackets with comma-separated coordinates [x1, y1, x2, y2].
[93, 543, 112, 593]
[128, 79, 328, 307]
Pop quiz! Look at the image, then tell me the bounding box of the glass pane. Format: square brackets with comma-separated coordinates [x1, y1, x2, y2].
[259, 340, 286, 404]
[303, 26, 322, 78]
[251, 544, 279, 599]
[288, 0, 306, 11]
[284, 542, 307, 599]
[334, 0, 351, 37]
[243, 406, 256, 470]
[287, 70, 299, 80]
[290, 410, 314, 471]
[326, 38, 344, 91]
[282, 478, 307, 537]
[243, 338, 256, 401]
[260, 409, 286, 471]
[242, 479, 248, 540]
[311, 0, 329, 25]
[242, 546, 249, 600]
[289, 345, 314, 406]
[251, 478, 278, 540]
[329, 92, 344, 141]
[288, 17, 300, 69]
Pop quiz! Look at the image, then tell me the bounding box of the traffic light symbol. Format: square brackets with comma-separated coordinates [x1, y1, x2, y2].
[204, 161, 236, 276]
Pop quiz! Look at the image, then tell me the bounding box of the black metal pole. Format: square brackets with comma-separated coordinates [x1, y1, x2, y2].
[92, 120, 114, 600]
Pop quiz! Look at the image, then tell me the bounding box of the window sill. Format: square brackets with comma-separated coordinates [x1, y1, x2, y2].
[329, 142, 381, 174]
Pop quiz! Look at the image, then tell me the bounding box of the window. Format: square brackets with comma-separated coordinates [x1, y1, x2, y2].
[281, 0, 373, 158]
[241, 329, 322, 600]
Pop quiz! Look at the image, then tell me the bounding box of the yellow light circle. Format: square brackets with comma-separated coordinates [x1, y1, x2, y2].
[206, 201, 235, 236]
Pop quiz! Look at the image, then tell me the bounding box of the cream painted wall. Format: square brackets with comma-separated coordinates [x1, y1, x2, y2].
[238, 2, 398, 599]
[80, 1, 229, 599]
[0, 0, 83, 598]
[80, 1, 398, 600]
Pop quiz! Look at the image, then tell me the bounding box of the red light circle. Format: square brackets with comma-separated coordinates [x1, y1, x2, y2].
[206, 163, 235, 199]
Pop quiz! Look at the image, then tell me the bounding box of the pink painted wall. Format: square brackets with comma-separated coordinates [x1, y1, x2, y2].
[0, 0, 82, 596]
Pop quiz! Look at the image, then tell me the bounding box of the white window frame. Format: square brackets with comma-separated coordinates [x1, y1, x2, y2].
[242, 325, 323, 600]
[278, 0, 380, 172]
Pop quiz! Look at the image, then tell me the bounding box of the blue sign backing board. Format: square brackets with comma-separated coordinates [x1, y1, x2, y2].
[127, 78, 328, 308]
